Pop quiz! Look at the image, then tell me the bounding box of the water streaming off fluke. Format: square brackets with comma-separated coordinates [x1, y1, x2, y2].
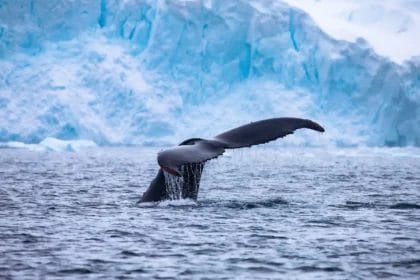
[164, 163, 205, 200]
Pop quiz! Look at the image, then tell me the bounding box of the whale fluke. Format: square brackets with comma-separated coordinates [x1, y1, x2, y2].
[215, 117, 324, 148]
[141, 117, 324, 202]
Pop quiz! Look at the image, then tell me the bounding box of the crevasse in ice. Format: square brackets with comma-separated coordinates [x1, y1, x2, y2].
[0, 0, 418, 146]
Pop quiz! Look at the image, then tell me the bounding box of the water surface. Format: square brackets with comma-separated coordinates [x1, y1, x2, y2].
[1, 147, 419, 279]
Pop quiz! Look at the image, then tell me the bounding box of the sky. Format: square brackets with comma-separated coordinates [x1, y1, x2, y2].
[284, 0, 420, 64]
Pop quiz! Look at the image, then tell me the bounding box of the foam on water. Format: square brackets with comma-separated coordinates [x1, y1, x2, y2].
[157, 198, 198, 207]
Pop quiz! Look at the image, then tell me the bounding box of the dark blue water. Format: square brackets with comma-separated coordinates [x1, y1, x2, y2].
[1, 147, 419, 279]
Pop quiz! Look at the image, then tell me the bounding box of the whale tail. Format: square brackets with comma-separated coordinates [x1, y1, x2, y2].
[158, 118, 324, 176]
[141, 117, 325, 202]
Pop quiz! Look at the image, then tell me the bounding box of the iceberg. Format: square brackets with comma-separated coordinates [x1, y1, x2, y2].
[0, 0, 418, 147]
[39, 137, 97, 152]
[0, 137, 97, 152]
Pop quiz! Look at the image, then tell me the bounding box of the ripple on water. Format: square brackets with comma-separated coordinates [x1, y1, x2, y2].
[389, 203, 420, 209]
[1, 147, 419, 279]
[57, 268, 93, 275]
[296, 265, 344, 272]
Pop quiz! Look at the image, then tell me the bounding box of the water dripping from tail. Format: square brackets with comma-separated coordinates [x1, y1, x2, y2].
[164, 168, 184, 200]
[163, 163, 205, 200]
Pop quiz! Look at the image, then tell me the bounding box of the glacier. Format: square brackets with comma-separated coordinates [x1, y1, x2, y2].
[0, 0, 419, 147]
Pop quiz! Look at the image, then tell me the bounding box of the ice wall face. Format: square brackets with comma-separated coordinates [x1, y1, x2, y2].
[0, 0, 418, 146]
[0, 1, 101, 56]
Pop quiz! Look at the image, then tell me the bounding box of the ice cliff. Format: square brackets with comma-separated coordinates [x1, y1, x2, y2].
[0, 0, 419, 147]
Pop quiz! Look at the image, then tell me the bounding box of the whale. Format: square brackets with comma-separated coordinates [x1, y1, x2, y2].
[140, 117, 325, 202]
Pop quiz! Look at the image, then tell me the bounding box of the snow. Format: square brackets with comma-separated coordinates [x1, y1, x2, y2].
[283, 0, 420, 64]
[0, 0, 419, 147]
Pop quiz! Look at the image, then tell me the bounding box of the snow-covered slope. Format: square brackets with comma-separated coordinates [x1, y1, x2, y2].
[0, 0, 419, 147]
[284, 0, 420, 64]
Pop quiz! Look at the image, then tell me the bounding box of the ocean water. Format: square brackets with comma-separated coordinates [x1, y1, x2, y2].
[1, 147, 419, 279]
